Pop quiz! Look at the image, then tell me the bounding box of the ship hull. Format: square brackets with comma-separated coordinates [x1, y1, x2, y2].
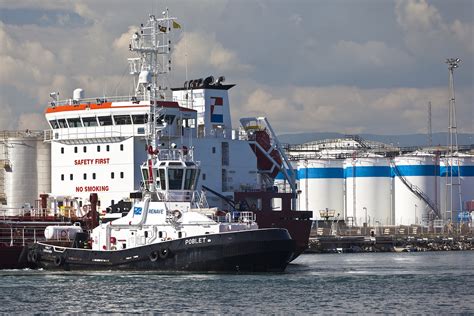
[29, 228, 295, 272]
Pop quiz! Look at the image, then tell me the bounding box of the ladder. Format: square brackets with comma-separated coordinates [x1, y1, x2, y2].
[391, 161, 440, 217]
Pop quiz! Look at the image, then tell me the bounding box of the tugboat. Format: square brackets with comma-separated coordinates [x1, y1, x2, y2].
[28, 11, 295, 272]
[28, 145, 295, 271]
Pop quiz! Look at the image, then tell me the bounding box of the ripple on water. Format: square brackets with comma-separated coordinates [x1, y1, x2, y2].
[1, 252, 473, 314]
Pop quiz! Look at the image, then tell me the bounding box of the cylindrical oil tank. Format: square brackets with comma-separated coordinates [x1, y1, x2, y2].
[344, 156, 392, 226]
[393, 154, 439, 226]
[297, 159, 344, 220]
[0, 131, 51, 216]
[440, 154, 474, 222]
[273, 161, 298, 210]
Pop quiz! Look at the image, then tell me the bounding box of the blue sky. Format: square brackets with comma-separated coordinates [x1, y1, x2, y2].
[0, 0, 472, 136]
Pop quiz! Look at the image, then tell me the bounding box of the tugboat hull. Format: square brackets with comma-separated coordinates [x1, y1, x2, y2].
[29, 228, 295, 272]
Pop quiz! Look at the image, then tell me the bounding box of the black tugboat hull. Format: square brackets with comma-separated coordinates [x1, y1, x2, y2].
[29, 228, 295, 272]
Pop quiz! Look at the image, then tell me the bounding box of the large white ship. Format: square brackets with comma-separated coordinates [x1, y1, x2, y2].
[42, 11, 292, 214]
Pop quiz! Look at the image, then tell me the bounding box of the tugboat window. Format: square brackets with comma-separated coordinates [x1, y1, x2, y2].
[159, 169, 167, 190]
[184, 169, 197, 190]
[142, 169, 149, 190]
[168, 168, 184, 190]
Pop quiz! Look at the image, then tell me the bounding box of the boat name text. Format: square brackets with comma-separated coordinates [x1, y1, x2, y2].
[184, 237, 211, 245]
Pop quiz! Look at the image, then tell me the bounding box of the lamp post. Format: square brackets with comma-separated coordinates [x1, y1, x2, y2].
[363, 207, 367, 235]
[415, 204, 418, 225]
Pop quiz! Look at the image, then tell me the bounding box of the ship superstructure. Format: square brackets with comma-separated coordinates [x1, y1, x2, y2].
[43, 11, 285, 213]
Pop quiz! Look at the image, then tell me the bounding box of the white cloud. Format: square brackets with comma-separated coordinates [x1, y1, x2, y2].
[172, 32, 253, 75]
[395, 0, 474, 54]
[232, 84, 472, 135]
[333, 40, 413, 67]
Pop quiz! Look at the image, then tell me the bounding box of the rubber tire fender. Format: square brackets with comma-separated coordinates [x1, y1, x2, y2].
[30, 251, 39, 263]
[159, 248, 170, 259]
[149, 251, 159, 262]
[54, 256, 64, 267]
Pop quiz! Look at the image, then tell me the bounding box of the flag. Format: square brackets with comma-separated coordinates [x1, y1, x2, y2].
[173, 21, 181, 29]
[159, 25, 167, 32]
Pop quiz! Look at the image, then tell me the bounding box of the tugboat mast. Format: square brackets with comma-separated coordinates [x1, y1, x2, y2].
[128, 10, 180, 193]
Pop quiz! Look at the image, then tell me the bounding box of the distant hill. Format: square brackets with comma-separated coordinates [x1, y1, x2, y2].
[277, 132, 473, 147]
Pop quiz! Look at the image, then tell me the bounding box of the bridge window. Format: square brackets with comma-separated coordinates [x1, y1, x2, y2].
[67, 118, 82, 128]
[114, 115, 132, 125]
[98, 116, 113, 126]
[132, 115, 147, 124]
[49, 120, 59, 129]
[58, 119, 68, 128]
[82, 117, 98, 127]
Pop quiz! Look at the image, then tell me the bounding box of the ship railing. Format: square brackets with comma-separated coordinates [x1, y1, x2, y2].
[0, 208, 58, 221]
[44, 125, 147, 142]
[156, 149, 194, 162]
[0, 225, 75, 247]
[48, 95, 147, 107]
[212, 211, 256, 224]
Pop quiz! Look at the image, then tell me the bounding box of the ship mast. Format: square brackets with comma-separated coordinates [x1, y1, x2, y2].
[128, 10, 179, 192]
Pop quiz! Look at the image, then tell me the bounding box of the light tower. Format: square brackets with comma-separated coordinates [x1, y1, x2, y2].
[444, 58, 463, 224]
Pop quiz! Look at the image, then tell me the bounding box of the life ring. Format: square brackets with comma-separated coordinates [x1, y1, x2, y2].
[173, 210, 182, 220]
[159, 248, 169, 259]
[60, 230, 67, 238]
[54, 256, 64, 267]
[149, 251, 159, 262]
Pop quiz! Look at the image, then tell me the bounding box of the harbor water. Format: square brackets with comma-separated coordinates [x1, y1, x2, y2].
[1, 252, 473, 314]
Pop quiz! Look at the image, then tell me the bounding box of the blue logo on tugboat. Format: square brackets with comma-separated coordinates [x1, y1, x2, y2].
[133, 207, 143, 215]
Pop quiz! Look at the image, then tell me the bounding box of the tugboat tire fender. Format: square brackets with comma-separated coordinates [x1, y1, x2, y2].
[149, 251, 159, 262]
[30, 251, 39, 263]
[54, 256, 64, 267]
[159, 248, 170, 259]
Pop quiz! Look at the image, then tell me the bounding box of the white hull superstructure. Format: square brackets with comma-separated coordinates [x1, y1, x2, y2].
[43, 11, 289, 215]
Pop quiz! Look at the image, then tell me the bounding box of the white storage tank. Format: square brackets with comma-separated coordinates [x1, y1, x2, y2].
[297, 159, 344, 220]
[344, 156, 392, 226]
[440, 154, 474, 222]
[273, 161, 298, 211]
[392, 154, 439, 226]
[0, 131, 51, 216]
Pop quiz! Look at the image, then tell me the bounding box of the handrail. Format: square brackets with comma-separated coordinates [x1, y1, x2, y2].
[391, 161, 440, 217]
